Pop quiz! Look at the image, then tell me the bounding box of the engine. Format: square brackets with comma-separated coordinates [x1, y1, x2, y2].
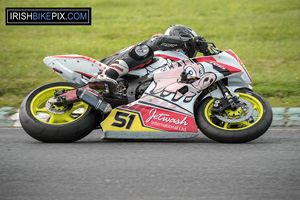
[102, 75, 152, 108]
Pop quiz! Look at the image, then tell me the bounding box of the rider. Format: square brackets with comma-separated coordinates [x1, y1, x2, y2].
[88, 25, 210, 91]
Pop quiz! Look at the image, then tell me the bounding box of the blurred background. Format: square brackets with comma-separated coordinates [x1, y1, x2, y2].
[0, 0, 299, 108]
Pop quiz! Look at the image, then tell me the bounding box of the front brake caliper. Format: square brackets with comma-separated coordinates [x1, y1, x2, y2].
[211, 98, 254, 123]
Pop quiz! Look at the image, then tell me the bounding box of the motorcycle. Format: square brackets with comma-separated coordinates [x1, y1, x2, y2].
[19, 39, 273, 143]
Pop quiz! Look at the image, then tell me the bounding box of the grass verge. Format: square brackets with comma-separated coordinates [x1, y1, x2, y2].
[0, 0, 299, 108]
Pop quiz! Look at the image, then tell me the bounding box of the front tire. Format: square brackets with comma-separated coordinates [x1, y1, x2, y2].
[196, 90, 273, 143]
[19, 82, 97, 143]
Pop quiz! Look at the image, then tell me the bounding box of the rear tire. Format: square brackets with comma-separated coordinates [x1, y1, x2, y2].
[196, 90, 273, 143]
[19, 82, 97, 143]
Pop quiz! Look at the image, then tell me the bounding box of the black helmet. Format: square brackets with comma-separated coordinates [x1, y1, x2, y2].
[165, 25, 198, 57]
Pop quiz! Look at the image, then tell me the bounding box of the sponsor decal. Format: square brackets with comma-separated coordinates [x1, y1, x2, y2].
[146, 109, 188, 126]
[141, 107, 198, 132]
[116, 104, 198, 132]
[161, 43, 178, 48]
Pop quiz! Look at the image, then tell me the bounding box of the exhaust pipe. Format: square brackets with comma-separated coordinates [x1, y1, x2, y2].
[76, 88, 112, 115]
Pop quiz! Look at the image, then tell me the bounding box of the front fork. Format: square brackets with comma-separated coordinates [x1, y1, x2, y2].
[210, 81, 240, 113]
[49, 86, 112, 115]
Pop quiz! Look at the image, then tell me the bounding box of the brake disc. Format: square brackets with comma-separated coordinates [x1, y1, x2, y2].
[45, 97, 73, 114]
[214, 98, 253, 123]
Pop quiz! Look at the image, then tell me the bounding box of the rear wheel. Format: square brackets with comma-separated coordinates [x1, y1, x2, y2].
[20, 82, 97, 142]
[196, 90, 273, 143]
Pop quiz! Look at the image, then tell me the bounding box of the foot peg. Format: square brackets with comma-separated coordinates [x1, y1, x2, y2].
[77, 88, 112, 114]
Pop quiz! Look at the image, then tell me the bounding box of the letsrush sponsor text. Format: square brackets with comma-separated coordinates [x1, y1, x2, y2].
[6, 8, 91, 25]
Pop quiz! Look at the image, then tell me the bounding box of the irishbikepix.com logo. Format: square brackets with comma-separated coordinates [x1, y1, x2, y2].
[6, 8, 91, 25]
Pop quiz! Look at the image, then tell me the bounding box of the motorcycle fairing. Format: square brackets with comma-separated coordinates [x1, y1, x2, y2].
[141, 50, 250, 112]
[138, 58, 221, 114]
[101, 103, 198, 130]
[101, 103, 199, 139]
[43, 55, 106, 84]
[102, 50, 249, 138]
[101, 107, 158, 132]
[224, 50, 252, 83]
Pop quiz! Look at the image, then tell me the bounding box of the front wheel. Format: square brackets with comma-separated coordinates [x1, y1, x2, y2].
[196, 90, 273, 143]
[19, 82, 97, 143]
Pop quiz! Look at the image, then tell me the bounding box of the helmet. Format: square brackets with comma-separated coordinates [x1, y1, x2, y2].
[165, 25, 198, 57]
[165, 25, 197, 38]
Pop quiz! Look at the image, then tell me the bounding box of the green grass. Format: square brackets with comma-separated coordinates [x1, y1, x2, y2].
[1, 0, 300, 108]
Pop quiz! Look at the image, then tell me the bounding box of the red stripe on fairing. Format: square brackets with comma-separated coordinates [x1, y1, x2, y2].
[195, 56, 242, 75]
[129, 60, 153, 71]
[210, 61, 242, 74]
[225, 50, 252, 81]
[74, 71, 93, 78]
[195, 56, 217, 62]
[154, 54, 181, 61]
[53, 68, 62, 74]
[51, 55, 102, 66]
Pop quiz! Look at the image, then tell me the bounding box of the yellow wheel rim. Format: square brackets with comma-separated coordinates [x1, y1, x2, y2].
[204, 93, 264, 130]
[30, 86, 89, 125]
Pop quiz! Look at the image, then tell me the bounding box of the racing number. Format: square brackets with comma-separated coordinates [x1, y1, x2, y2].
[111, 111, 136, 129]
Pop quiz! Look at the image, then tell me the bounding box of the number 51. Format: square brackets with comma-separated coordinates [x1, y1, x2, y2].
[111, 111, 136, 129]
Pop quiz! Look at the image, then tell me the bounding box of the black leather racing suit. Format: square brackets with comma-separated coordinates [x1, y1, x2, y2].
[99, 34, 194, 80]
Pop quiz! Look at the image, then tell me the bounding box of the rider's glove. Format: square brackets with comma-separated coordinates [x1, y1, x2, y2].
[193, 36, 211, 56]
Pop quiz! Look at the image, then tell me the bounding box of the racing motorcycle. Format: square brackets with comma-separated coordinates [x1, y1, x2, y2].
[19, 39, 273, 143]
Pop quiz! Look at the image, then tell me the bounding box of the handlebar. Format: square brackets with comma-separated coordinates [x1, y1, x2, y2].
[193, 36, 222, 56]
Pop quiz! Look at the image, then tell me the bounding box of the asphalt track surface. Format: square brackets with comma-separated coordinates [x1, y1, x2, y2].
[1, 128, 300, 200]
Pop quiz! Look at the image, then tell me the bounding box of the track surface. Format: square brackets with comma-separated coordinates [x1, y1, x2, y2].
[1, 128, 300, 200]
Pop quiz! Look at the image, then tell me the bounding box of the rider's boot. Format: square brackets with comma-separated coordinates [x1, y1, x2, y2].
[88, 73, 118, 92]
[88, 59, 130, 92]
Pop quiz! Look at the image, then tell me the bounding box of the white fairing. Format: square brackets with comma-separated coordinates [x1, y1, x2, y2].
[210, 51, 252, 86]
[43, 55, 107, 85]
[139, 49, 253, 115]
